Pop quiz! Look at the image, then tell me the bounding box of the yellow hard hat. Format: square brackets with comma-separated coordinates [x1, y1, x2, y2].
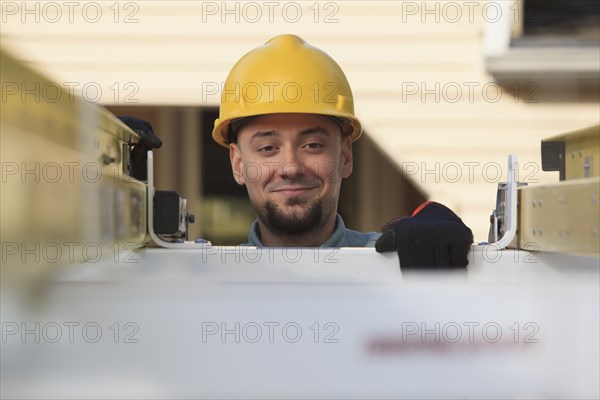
[212, 34, 362, 147]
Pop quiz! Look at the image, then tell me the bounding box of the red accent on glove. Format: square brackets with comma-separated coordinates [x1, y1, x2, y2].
[411, 200, 433, 217]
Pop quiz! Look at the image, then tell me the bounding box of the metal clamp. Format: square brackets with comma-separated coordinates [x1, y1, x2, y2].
[488, 154, 518, 250]
[147, 151, 212, 248]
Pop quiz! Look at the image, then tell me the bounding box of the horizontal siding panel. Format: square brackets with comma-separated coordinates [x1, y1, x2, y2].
[2, 31, 481, 41]
[364, 154, 556, 184]
[361, 102, 600, 122]
[2, 2, 483, 36]
[369, 124, 596, 139]
[2, 39, 479, 66]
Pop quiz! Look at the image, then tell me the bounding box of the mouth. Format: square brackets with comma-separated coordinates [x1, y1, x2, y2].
[271, 186, 319, 197]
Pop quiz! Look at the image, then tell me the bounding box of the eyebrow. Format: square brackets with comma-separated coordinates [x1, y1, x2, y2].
[298, 127, 330, 137]
[249, 126, 330, 143]
[249, 130, 278, 143]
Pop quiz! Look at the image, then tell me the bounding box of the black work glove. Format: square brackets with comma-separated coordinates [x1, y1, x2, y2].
[118, 116, 162, 149]
[375, 201, 473, 269]
[118, 116, 162, 181]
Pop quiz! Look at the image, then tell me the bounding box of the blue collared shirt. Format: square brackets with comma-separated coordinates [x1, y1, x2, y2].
[245, 213, 381, 247]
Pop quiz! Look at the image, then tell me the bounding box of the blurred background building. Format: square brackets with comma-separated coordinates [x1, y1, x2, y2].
[1, 0, 598, 244]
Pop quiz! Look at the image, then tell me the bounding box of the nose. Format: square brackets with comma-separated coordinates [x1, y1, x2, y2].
[280, 149, 303, 181]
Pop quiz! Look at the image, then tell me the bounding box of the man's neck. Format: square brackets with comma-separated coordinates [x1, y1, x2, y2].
[257, 215, 337, 247]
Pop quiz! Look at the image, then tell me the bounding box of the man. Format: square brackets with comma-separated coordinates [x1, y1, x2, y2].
[210, 34, 474, 268]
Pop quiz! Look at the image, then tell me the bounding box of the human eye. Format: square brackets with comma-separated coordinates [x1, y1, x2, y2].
[303, 142, 324, 151]
[302, 142, 325, 154]
[257, 144, 277, 154]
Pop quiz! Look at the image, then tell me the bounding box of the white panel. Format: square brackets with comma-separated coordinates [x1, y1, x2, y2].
[2, 247, 598, 398]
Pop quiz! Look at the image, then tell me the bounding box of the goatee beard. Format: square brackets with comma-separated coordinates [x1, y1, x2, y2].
[257, 197, 324, 237]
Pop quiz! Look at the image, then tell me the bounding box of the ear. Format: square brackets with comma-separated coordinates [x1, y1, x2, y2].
[229, 143, 246, 185]
[340, 136, 353, 179]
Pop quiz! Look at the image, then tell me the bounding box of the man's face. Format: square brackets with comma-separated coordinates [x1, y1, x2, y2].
[229, 113, 353, 237]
